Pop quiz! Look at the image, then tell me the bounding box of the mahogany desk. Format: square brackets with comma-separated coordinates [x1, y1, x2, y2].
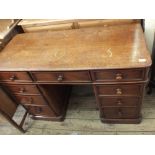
[0, 23, 151, 131]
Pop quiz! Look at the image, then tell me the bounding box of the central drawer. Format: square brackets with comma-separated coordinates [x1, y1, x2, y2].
[14, 95, 47, 106]
[31, 71, 91, 82]
[101, 107, 139, 119]
[3, 84, 40, 95]
[95, 84, 143, 96]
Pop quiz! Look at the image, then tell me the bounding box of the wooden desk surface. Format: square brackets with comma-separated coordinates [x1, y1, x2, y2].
[0, 23, 151, 71]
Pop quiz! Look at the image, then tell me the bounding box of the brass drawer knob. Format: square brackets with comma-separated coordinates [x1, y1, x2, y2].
[36, 107, 42, 113]
[117, 100, 122, 106]
[28, 97, 33, 104]
[118, 109, 123, 117]
[116, 73, 123, 80]
[21, 97, 33, 104]
[19, 88, 25, 93]
[116, 88, 122, 95]
[57, 75, 63, 81]
[9, 75, 16, 81]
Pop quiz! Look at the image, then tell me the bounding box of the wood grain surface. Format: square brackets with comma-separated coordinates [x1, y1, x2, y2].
[0, 23, 151, 71]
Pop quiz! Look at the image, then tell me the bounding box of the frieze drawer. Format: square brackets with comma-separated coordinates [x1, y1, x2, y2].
[91, 69, 145, 82]
[31, 71, 91, 82]
[0, 72, 32, 82]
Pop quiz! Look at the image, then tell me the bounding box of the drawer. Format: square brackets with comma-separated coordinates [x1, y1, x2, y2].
[99, 97, 140, 107]
[25, 105, 55, 117]
[91, 69, 145, 82]
[0, 72, 32, 82]
[31, 71, 91, 82]
[14, 95, 47, 106]
[101, 107, 139, 119]
[95, 84, 143, 96]
[3, 84, 40, 95]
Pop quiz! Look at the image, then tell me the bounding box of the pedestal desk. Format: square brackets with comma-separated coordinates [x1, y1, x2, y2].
[0, 23, 151, 131]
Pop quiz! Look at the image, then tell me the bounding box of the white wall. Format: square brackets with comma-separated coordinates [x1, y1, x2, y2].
[145, 19, 155, 53]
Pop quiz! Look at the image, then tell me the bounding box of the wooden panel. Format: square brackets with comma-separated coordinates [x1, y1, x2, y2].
[0, 72, 32, 82]
[91, 69, 145, 82]
[18, 19, 140, 30]
[25, 105, 55, 117]
[78, 19, 140, 28]
[18, 19, 75, 27]
[14, 95, 47, 106]
[99, 97, 140, 107]
[3, 84, 40, 95]
[4, 84, 40, 95]
[39, 85, 71, 116]
[22, 23, 73, 33]
[0, 87, 17, 118]
[31, 71, 91, 82]
[95, 84, 143, 96]
[101, 107, 139, 119]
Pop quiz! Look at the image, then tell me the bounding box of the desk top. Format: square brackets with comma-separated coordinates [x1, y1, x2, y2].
[0, 23, 151, 71]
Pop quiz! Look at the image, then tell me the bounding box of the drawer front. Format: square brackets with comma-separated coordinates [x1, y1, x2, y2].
[99, 97, 140, 107]
[31, 71, 91, 82]
[0, 72, 32, 82]
[92, 69, 145, 82]
[4, 84, 40, 95]
[95, 84, 143, 96]
[101, 107, 139, 119]
[25, 105, 55, 117]
[14, 95, 47, 106]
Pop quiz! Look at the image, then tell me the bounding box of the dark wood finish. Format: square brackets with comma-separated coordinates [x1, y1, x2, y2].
[148, 33, 155, 93]
[0, 87, 17, 118]
[38, 85, 71, 120]
[3, 84, 40, 95]
[0, 72, 32, 82]
[101, 107, 140, 119]
[91, 69, 145, 82]
[0, 87, 28, 132]
[14, 95, 47, 106]
[0, 22, 152, 129]
[31, 71, 91, 83]
[25, 105, 55, 117]
[99, 97, 140, 107]
[95, 84, 143, 96]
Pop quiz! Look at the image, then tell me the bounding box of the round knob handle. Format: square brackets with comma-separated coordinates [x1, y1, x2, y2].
[36, 107, 42, 113]
[118, 109, 123, 117]
[117, 100, 122, 106]
[116, 88, 122, 95]
[57, 75, 63, 81]
[9, 75, 16, 81]
[28, 97, 33, 104]
[116, 73, 123, 80]
[19, 88, 25, 93]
